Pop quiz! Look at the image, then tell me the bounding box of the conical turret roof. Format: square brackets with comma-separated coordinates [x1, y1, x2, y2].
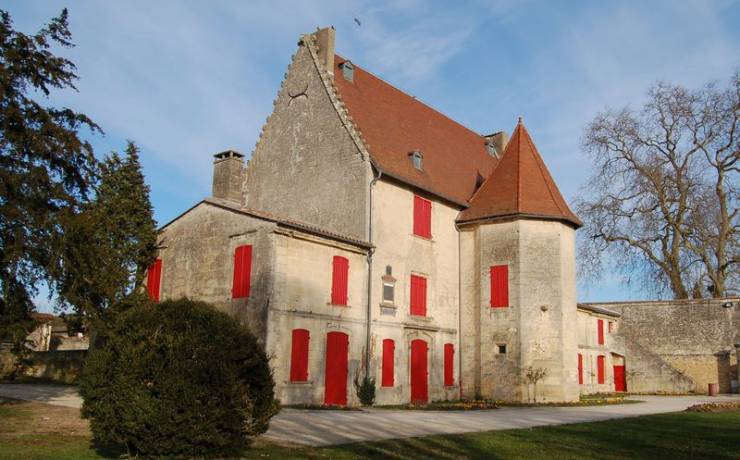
[458, 119, 582, 227]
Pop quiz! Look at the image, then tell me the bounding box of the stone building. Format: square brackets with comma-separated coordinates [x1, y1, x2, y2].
[149, 27, 738, 405]
[581, 298, 739, 395]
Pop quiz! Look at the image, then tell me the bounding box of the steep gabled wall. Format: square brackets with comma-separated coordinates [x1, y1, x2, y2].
[243, 38, 371, 241]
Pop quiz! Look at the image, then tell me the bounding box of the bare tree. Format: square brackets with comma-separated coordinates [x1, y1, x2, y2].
[576, 73, 739, 299]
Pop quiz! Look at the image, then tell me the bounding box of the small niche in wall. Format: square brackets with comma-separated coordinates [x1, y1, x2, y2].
[497, 344, 507, 354]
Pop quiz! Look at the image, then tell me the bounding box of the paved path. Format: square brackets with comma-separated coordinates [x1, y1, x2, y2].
[1, 384, 737, 446]
[0, 383, 82, 408]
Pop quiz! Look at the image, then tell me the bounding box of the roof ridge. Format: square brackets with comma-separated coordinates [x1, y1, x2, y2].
[335, 54, 486, 141]
[304, 37, 372, 163]
[515, 122, 522, 212]
[520, 123, 569, 217]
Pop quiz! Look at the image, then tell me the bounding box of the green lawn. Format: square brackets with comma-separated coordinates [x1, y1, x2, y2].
[1, 398, 739, 459]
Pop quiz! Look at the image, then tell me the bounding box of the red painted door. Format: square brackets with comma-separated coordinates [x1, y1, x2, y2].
[324, 332, 349, 406]
[614, 365, 626, 392]
[410, 339, 428, 404]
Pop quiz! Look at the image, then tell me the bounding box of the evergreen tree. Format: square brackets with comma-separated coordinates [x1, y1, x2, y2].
[0, 9, 100, 342]
[58, 141, 157, 324]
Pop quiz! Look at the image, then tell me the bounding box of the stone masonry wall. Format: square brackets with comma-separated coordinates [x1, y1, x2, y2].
[460, 219, 579, 403]
[243, 41, 371, 241]
[370, 179, 461, 405]
[576, 309, 625, 394]
[156, 203, 276, 342]
[267, 231, 369, 406]
[584, 298, 740, 394]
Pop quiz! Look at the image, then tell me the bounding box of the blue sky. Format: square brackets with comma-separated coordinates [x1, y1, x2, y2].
[8, 0, 740, 309]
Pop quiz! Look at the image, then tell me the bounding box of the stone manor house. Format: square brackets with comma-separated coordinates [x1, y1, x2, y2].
[148, 28, 739, 405]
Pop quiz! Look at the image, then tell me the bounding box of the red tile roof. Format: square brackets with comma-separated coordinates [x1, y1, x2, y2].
[333, 55, 497, 206]
[458, 119, 582, 227]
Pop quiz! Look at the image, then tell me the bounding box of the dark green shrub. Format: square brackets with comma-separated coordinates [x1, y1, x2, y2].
[79, 298, 278, 458]
[354, 374, 376, 406]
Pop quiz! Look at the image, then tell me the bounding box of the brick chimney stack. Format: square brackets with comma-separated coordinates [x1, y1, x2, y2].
[212, 150, 244, 203]
[314, 27, 335, 76]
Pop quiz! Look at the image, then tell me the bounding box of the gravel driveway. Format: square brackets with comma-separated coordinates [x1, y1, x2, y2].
[1, 383, 737, 446]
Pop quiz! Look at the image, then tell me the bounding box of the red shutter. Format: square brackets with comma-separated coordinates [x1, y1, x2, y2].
[578, 353, 583, 385]
[597, 319, 604, 345]
[490, 265, 509, 308]
[290, 329, 309, 382]
[232, 245, 253, 299]
[410, 275, 427, 316]
[444, 343, 454, 386]
[147, 259, 162, 301]
[331, 256, 349, 305]
[381, 339, 394, 387]
[413, 195, 432, 238]
[597, 355, 605, 384]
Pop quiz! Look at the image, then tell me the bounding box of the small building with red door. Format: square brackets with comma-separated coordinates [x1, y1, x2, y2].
[576, 305, 626, 394]
[148, 27, 596, 406]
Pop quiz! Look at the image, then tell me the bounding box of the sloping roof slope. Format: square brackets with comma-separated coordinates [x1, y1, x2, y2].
[458, 119, 582, 227]
[333, 55, 497, 206]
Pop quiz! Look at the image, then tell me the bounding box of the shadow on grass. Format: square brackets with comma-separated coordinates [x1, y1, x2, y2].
[314, 411, 740, 460]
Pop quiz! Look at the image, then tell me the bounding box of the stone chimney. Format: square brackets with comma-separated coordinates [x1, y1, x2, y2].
[212, 150, 244, 203]
[314, 27, 335, 76]
[484, 131, 509, 159]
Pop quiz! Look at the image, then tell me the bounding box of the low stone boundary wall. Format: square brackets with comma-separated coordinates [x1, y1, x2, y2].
[0, 349, 86, 384]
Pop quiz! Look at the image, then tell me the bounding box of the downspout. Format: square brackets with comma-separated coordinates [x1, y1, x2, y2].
[366, 166, 382, 377]
[457, 225, 463, 400]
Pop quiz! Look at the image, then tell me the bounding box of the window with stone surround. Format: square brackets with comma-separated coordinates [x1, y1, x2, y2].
[410, 274, 427, 316]
[413, 195, 432, 238]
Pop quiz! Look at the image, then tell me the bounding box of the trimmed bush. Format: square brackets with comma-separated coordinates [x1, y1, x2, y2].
[354, 374, 376, 406]
[79, 298, 278, 458]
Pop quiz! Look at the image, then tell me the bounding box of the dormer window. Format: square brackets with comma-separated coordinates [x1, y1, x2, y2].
[486, 140, 500, 159]
[339, 61, 354, 82]
[409, 150, 423, 170]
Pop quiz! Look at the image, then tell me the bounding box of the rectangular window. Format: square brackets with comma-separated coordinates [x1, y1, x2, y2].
[497, 344, 507, 354]
[578, 353, 584, 385]
[597, 319, 604, 345]
[232, 245, 253, 299]
[331, 256, 349, 305]
[490, 265, 509, 308]
[444, 343, 454, 386]
[290, 329, 310, 382]
[413, 195, 432, 238]
[608, 321, 614, 333]
[382, 283, 394, 303]
[597, 355, 605, 384]
[409, 274, 427, 316]
[381, 339, 394, 387]
[147, 259, 162, 301]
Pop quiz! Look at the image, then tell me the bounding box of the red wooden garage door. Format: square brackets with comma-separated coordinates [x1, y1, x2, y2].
[410, 339, 428, 404]
[324, 332, 349, 406]
[613, 365, 626, 392]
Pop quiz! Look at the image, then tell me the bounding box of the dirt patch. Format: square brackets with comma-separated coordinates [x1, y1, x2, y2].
[0, 397, 90, 437]
[685, 401, 740, 413]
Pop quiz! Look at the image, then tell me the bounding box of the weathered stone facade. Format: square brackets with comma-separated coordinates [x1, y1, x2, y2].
[243, 38, 371, 242]
[459, 219, 579, 402]
[150, 27, 738, 407]
[581, 298, 740, 394]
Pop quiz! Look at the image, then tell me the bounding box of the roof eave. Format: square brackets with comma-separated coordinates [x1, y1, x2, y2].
[577, 304, 622, 318]
[375, 166, 470, 209]
[456, 211, 583, 229]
